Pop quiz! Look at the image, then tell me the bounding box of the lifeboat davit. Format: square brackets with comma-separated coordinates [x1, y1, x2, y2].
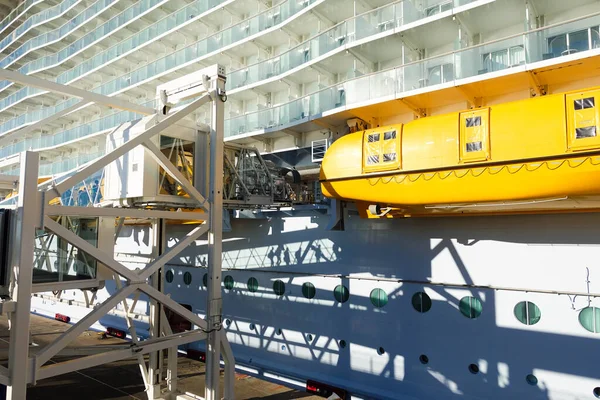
[320, 86, 600, 217]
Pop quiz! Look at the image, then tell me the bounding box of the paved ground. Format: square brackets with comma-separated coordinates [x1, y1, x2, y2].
[0, 314, 320, 400]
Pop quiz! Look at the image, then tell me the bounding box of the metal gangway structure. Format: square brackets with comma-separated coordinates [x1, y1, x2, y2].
[0, 64, 235, 400]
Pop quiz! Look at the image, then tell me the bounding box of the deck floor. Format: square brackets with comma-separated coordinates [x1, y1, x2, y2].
[0, 314, 320, 400]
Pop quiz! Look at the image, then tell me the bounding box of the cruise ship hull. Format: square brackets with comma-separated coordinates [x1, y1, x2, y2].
[32, 208, 600, 400]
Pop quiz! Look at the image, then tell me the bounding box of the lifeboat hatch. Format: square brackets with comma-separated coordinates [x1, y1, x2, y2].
[459, 108, 490, 163]
[362, 125, 402, 173]
[566, 90, 600, 151]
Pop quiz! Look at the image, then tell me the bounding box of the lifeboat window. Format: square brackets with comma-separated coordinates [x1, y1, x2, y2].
[566, 91, 600, 150]
[383, 153, 397, 162]
[574, 97, 595, 110]
[465, 116, 481, 127]
[363, 127, 402, 172]
[367, 155, 379, 164]
[459, 108, 490, 162]
[576, 126, 597, 138]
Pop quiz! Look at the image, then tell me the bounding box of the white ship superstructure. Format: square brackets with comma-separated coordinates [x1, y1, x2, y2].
[0, 0, 600, 399]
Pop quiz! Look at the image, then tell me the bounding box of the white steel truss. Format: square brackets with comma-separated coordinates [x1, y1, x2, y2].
[0, 65, 234, 400]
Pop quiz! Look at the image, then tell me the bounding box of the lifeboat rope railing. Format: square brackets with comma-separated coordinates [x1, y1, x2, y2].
[322, 150, 600, 184]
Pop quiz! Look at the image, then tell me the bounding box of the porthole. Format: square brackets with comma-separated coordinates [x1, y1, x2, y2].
[202, 273, 208, 288]
[247, 277, 258, 292]
[273, 280, 285, 296]
[514, 301, 541, 325]
[249, 323, 255, 330]
[459, 296, 483, 319]
[412, 292, 432, 313]
[224, 275, 234, 290]
[526, 374, 538, 386]
[276, 328, 282, 335]
[377, 347, 385, 355]
[579, 307, 600, 333]
[339, 340, 346, 348]
[165, 270, 174, 283]
[302, 282, 316, 299]
[183, 272, 192, 285]
[594, 387, 600, 398]
[419, 354, 429, 365]
[306, 334, 313, 342]
[225, 319, 231, 327]
[333, 285, 349, 303]
[370, 288, 388, 308]
[469, 364, 479, 374]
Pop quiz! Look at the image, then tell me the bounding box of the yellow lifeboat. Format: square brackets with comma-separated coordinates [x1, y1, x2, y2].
[320, 86, 600, 218]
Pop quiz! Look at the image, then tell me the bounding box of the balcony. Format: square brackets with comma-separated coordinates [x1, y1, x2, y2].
[1, 10, 600, 170]
[0, 0, 163, 94]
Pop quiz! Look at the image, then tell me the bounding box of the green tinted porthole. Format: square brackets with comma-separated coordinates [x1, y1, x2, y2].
[514, 301, 541, 325]
[273, 280, 285, 296]
[412, 292, 432, 313]
[459, 296, 483, 319]
[333, 285, 349, 303]
[202, 273, 208, 288]
[165, 270, 174, 283]
[224, 275, 234, 290]
[183, 272, 192, 285]
[247, 277, 258, 292]
[302, 282, 316, 299]
[370, 288, 388, 308]
[579, 307, 600, 333]
[526, 374, 538, 386]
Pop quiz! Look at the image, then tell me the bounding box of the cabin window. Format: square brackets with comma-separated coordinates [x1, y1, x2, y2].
[579, 306, 600, 333]
[459, 108, 490, 162]
[514, 301, 541, 325]
[302, 282, 316, 299]
[273, 279, 285, 296]
[224, 275, 234, 290]
[412, 292, 432, 313]
[363, 127, 402, 173]
[459, 296, 483, 319]
[247, 277, 259, 292]
[370, 288, 388, 308]
[566, 90, 600, 151]
[333, 284, 349, 303]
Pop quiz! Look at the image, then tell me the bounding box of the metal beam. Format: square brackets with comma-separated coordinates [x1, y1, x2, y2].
[6, 152, 39, 399]
[35, 284, 138, 367]
[45, 205, 206, 221]
[49, 92, 211, 201]
[137, 223, 209, 281]
[527, 70, 547, 96]
[143, 141, 209, 211]
[44, 217, 140, 282]
[0, 68, 154, 115]
[36, 330, 207, 381]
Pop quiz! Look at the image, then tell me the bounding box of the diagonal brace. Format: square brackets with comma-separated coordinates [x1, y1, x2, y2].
[48, 92, 212, 202]
[44, 217, 139, 282]
[138, 224, 209, 281]
[140, 285, 209, 330]
[35, 284, 138, 367]
[143, 140, 209, 212]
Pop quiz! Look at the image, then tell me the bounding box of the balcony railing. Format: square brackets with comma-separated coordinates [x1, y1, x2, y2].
[0, 0, 44, 37]
[0, 0, 323, 115]
[0, 0, 118, 71]
[0, 0, 229, 112]
[0, 10, 599, 169]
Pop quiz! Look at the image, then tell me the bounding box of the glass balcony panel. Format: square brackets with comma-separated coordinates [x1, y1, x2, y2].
[455, 35, 525, 79]
[526, 16, 600, 63]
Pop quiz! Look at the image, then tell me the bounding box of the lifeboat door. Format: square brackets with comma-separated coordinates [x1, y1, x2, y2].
[459, 108, 490, 163]
[566, 91, 600, 151]
[362, 126, 402, 173]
